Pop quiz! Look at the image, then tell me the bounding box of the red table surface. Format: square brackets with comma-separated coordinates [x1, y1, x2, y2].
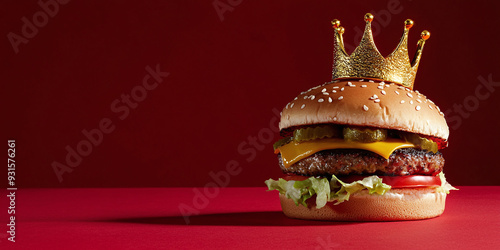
[0, 186, 499, 249]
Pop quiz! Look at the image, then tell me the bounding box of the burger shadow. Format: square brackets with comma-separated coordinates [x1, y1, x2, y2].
[101, 211, 364, 226]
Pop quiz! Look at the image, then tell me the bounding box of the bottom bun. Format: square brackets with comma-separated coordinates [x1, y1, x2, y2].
[279, 188, 447, 221]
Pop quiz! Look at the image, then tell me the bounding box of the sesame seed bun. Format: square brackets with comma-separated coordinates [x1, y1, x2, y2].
[279, 80, 449, 140]
[279, 188, 447, 221]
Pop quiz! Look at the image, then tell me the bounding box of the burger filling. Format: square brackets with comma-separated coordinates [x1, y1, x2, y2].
[266, 125, 457, 208]
[279, 148, 444, 176]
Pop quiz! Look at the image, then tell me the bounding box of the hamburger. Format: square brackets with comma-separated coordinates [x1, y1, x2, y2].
[265, 14, 456, 221]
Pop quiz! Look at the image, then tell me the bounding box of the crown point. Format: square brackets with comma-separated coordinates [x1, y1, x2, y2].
[331, 19, 341, 28]
[338, 26, 345, 34]
[421, 30, 431, 40]
[364, 13, 374, 22]
[405, 19, 414, 29]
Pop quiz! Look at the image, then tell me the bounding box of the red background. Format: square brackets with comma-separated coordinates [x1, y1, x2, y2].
[2, 0, 500, 188]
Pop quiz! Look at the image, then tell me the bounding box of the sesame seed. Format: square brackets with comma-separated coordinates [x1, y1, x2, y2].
[333, 117, 337, 121]
[436, 106, 441, 112]
[341, 87, 345, 91]
[332, 90, 337, 93]
[429, 105, 433, 110]
[407, 93, 413, 98]
[416, 99, 422, 103]
[311, 95, 316, 100]
[318, 98, 324, 103]
[322, 88, 327, 92]
[369, 80, 374, 83]
[347, 81, 353, 85]
[323, 92, 329, 95]
[440, 111, 444, 116]
[294, 97, 298, 100]
[405, 88, 411, 91]
[379, 82, 385, 86]
[416, 106, 421, 111]
[290, 103, 294, 108]
[373, 94, 379, 99]
[385, 84, 390, 88]
[328, 97, 333, 103]
[350, 84, 356, 87]
[303, 96, 308, 99]
[338, 96, 343, 100]
[410, 100, 414, 104]
[333, 86, 339, 89]
[395, 91, 400, 95]
[398, 86, 405, 90]
[301, 104, 306, 109]
[400, 100, 405, 104]
[361, 85, 367, 88]
[381, 90, 386, 95]
[333, 80, 339, 83]
[359, 79, 364, 82]
[363, 105, 369, 111]
[377, 86, 383, 89]
[285, 103, 289, 109]
[374, 99, 380, 103]
[380, 81, 385, 84]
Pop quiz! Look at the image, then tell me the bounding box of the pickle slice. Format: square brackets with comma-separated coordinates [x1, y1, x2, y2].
[273, 137, 292, 150]
[400, 133, 438, 153]
[343, 127, 387, 142]
[293, 125, 342, 142]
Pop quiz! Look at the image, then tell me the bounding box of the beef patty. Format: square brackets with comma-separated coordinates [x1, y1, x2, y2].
[279, 148, 444, 176]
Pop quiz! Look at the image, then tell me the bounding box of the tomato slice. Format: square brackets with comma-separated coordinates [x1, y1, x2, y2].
[283, 174, 442, 188]
[339, 175, 442, 188]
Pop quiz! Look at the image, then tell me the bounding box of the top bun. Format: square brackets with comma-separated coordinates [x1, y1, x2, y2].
[279, 80, 449, 140]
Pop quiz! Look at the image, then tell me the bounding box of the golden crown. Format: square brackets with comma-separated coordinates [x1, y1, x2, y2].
[331, 13, 430, 89]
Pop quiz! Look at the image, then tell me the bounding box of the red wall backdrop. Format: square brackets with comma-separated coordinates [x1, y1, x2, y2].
[2, 0, 499, 188]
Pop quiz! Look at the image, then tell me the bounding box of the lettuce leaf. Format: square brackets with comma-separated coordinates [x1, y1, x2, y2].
[265, 177, 331, 207]
[265, 175, 391, 209]
[435, 172, 459, 194]
[330, 175, 391, 205]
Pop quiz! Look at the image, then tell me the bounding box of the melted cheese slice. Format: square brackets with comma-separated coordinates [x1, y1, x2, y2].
[277, 138, 415, 168]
